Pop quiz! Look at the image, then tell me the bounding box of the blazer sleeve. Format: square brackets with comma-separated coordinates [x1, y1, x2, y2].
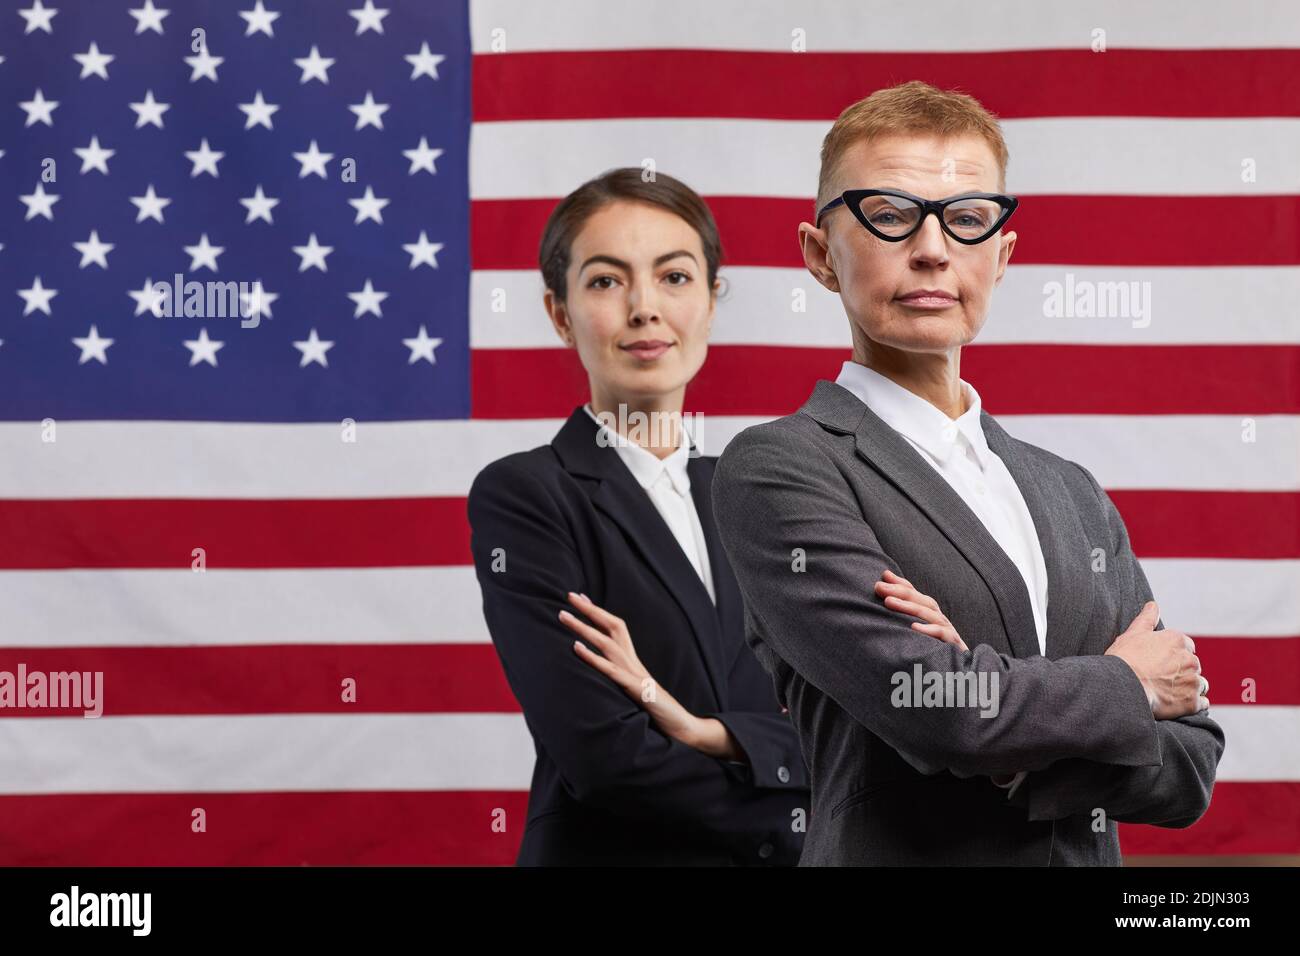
[711, 423, 1166, 779]
[467, 456, 804, 859]
[1004, 464, 1225, 827]
[699, 635, 812, 791]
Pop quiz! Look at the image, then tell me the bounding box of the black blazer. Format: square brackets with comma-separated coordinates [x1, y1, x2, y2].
[467, 406, 810, 865]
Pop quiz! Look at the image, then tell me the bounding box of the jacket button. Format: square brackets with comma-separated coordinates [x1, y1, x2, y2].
[758, 842, 774, 859]
[776, 765, 790, 783]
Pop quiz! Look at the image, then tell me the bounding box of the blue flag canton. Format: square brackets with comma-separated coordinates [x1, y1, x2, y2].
[0, 0, 471, 421]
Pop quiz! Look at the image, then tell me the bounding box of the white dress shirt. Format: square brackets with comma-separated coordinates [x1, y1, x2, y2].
[834, 361, 1049, 799]
[584, 404, 716, 604]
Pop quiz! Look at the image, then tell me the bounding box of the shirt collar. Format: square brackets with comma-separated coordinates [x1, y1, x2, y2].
[834, 360, 991, 470]
[583, 403, 693, 495]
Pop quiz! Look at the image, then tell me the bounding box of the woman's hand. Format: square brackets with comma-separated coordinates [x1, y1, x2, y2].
[874, 569, 969, 652]
[559, 591, 738, 757]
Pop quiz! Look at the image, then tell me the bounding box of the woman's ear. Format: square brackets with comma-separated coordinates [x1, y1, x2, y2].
[543, 288, 576, 346]
[798, 221, 840, 293]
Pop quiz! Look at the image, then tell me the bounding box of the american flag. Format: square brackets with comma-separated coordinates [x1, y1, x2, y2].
[0, 0, 1296, 865]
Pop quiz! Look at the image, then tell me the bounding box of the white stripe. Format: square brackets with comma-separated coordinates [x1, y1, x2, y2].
[0, 714, 535, 794]
[997, 415, 1300, 491]
[0, 419, 557, 498]
[0, 706, 1287, 793]
[4, 559, 1297, 647]
[470, 118, 1300, 198]
[2, 416, 1297, 497]
[1143, 560, 1300, 639]
[3, 567, 488, 646]
[471, 0, 1300, 51]
[471, 266, 1300, 348]
[1213, 707, 1300, 782]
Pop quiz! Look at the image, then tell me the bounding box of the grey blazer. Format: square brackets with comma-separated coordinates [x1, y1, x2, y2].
[711, 379, 1225, 866]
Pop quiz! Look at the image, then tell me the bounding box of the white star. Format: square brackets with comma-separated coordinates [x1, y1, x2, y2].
[348, 90, 389, 130]
[73, 230, 114, 269]
[292, 140, 333, 178]
[239, 1, 279, 37]
[239, 185, 279, 224]
[19, 88, 59, 127]
[129, 89, 170, 129]
[19, 182, 60, 221]
[184, 234, 224, 272]
[349, 1, 388, 35]
[128, 277, 167, 316]
[184, 327, 224, 367]
[185, 138, 224, 177]
[238, 90, 279, 130]
[72, 325, 114, 365]
[402, 325, 443, 365]
[348, 185, 389, 225]
[402, 137, 443, 175]
[402, 231, 444, 269]
[18, 277, 58, 316]
[348, 279, 388, 318]
[74, 136, 115, 174]
[292, 234, 333, 272]
[128, 0, 168, 34]
[184, 45, 223, 82]
[18, 1, 57, 34]
[293, 328, 334, 367]
[73, 42, 115, 80]
[294, 45, 335, 84]
[404, 42, 445, 80]
[130, 184, 171, 223]
[240, 281, 278, 320]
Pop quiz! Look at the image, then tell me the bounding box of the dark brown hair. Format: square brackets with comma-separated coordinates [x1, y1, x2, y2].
[538, 167, 724, 302]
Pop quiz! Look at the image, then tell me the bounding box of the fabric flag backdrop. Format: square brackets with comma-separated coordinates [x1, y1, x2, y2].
[0, 0, 1296, 864]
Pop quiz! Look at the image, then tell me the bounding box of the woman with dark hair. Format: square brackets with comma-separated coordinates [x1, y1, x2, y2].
[467, 168, 810, 865]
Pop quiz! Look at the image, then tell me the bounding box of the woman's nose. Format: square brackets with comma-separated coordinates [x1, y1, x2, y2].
[627, 283, 661, 324]
[909, 215, 950, 265]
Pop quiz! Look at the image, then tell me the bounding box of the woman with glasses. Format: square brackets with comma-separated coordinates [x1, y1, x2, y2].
[711, 81, 1222, 866]
[467, 168, 810, 866]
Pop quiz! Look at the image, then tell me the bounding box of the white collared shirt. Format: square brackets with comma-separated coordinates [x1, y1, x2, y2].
[835, 361, 1047, 798]
[834, 360, 1048, 656]
[583, 404, 716, 604]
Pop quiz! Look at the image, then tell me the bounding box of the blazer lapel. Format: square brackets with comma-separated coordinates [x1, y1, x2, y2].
[980, 413, 1096, 660]
[689, 455, 745, 662]
[801, 379, 1042, 660]
[552, 407, 729, 707]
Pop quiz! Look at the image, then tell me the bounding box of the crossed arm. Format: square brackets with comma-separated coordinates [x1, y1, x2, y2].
[1003, 464, 1224, 826]
[710, 425, 1223, 827]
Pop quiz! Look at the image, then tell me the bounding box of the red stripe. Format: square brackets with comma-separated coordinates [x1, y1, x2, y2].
[0, 483, 1294, 572]
[0, 791, 527, 865]
[0, 645, 518, 716]
[0, 637, 1290, 716]
[0, 488, 1294, 571]
[1113, 491, 1300, 559]
[472, 49, 1300, 121]
[1193, 637, 1300, 706]
[0, 782, 1289, 864]
[472, 196, 1300, 269]
[0, 497, 470, 569]
[472, 344, 1300, 418]
[1120, 782, 1300, 856]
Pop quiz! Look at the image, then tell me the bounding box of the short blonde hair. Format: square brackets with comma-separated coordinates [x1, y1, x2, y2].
[815, 80, 1009, 215]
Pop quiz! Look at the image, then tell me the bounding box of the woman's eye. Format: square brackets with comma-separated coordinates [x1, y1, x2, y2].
[588, 275, 617, 289]
[664, 271, 691, 285]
